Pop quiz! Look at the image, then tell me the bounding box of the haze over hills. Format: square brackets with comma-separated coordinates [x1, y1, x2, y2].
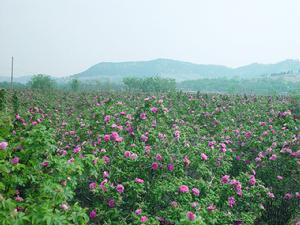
[1, 58, 300, 83]
[0, 75, 32, 84]
[71, 58, 300, 82]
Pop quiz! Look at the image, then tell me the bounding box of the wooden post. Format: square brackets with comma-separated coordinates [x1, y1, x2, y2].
[10, 56, 14, 90]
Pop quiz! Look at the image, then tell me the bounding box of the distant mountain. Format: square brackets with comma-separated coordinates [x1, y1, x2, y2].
[234, 59, 300, 76]
[71, 58, 300, 82]
[1, 59, 300, 84]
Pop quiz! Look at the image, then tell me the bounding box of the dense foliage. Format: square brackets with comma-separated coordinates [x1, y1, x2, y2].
[0, 89, 299, 225]
[123, 77, 176, 92]
[28, 74, 56, 90]
[1, 75, 300, 96]
[178, 78, 300, 95]
[0, 82, 26, 90]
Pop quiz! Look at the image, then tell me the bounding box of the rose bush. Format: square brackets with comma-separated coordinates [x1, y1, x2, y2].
[0, 90, 299, 225]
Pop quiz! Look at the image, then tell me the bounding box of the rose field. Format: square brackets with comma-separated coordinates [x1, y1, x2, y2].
[0, 90, 299, 225]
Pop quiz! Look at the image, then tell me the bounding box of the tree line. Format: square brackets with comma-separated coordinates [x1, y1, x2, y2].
[123, 77, 176, 92]
[0, 74, 299, 95]
[0, 75, 177, 93]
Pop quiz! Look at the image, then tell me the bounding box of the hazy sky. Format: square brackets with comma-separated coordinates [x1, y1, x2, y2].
[1, 0, 300, 77]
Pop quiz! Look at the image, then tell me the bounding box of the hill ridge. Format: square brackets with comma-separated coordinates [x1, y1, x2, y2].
[72, 58, 300, 82]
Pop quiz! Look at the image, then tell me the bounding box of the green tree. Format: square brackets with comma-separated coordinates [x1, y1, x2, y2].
[123, 76, 176, 92]
[70, 79, 80, 92]
[28, 74, 56, 90]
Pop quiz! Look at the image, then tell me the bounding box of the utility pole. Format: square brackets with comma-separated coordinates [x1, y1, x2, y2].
[10, 56, 14, 90]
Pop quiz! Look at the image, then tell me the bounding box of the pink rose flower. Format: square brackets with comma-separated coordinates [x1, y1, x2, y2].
[192, 188, 200, 196]
[170, 201, 178, 208]
[89, 209, 97, 219]
[221, 175, 230, 184]
[284, 193, 292, 200]
[130, 153, 138, 160]
[108, 199, 115, 208]
[267, 192, 275, 198]
[167, 163, 174, 171]
[60, 203, 69, 211]
[104, 115, 111, 123]
[249, 175, 256, 186]
[135, 208, 142, 215]
[11, 157, 20, 165]
[135, 178, 144, 183]
[151, 107, 158, 113]
[201, 153, 208, 161]
[269, 154, 277, 161]
[124, 151, 131, 158]
[116, 184, 124, 193]
[228, 196, 235, 208]
[103, 171, 109, 178]
[89, 182, 97, 190]
[191, 202, 198, 208]
[183, 155, 190, 167]
[179, 185, 189, 193]
[0, 141, 8, 150]
[15, 195, 24, 202]
[104, 134, 110, 142]
[144, 145, 151, 154]
[102, 156, 110, 164]
[207, 204, 216, 211]
[151, 162, 159, 170]
[186, 211, 196, 221]
[140, 134, 148, 142]
[277, 175, 283, 180]
[73, 146, 81, 154]
[140, 216, 148, 222]
[155, 154, 163, 161]
[40, 161, 49, 167]
[140, 113, 147, 120]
